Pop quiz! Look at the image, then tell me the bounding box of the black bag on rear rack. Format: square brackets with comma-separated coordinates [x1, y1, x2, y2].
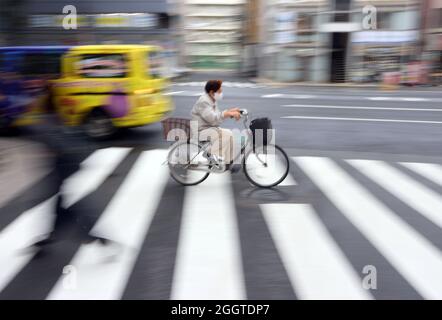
[250, 117, 272, 148]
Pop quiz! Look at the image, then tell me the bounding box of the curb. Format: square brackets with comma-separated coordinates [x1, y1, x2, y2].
[251, 78, 442, 91]
[251, 78, 380, 89]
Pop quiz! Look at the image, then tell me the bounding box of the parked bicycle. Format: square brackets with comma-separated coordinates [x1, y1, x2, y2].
[163, 109, 289, 188]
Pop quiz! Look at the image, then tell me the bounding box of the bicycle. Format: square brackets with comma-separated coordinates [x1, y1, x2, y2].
[164, 109, 290, 188]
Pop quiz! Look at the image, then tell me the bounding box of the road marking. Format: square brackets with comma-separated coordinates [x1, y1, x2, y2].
[262, 94, 282, 98]
[262, 94, 315, 99]
[244, 150, 296, 186]
[63, 148, 132, 207]
[164, 91, 203, 97]
[282, 104, 442, 112]
[171, 173, 245, 300]
[294, 157, 442, 299]
[401, 98, 430, 102]
[279, 173, 297, 186]
[261, 203, 372, 300]
[368, 97, 429, 102]
[0, 199, 55, 292]
[347, 160, 442, 229]
[399, 162, 442, 187]
[0, 147, 132, 293]
[173, 82, 205, 87]
[47, 150, 170, 300]
[282, 116, 442, 124]
[164, 91, 185, 96]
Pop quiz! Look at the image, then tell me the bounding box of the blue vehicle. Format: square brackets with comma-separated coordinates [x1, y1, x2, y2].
[0, 46, 70, 131]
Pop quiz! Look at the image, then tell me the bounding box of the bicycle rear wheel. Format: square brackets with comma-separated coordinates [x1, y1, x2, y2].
[168, 141, 210, 186]
[243, 144, 289, 188]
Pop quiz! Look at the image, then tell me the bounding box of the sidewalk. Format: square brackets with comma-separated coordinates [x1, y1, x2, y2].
[0, 138, 51, 206]
[171, 70, 250, 83]
[251, 78, 442, 91]
[252, 78, 380, 89]
[172, 71, 441, 91]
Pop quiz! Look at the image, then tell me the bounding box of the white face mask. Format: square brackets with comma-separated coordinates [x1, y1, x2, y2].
[214, 92, 223, 101]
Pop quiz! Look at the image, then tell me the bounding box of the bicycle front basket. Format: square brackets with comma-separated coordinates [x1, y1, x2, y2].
[250, 117, 273, 146]
[161, 118, 191, 141]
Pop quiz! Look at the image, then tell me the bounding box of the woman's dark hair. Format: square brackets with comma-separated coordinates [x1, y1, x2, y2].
[204, 80, 222, 94]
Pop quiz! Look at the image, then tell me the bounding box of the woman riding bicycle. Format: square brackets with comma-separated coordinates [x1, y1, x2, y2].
[191, 80, 242, 172]
[167, 80, 289, 187]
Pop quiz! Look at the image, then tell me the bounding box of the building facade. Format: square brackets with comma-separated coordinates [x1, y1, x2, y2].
[182, 0, 246, 70]
[261, 0, 422, 83]
[422, 0, 442, 83]
[349, 0, 421, 83]
[259, 0, 329, 82]
[0, 0, 181, 76]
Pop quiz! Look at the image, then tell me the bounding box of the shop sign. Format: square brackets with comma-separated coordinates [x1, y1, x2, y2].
[29, 13, 159, 29]
[352, 31, 419, 44]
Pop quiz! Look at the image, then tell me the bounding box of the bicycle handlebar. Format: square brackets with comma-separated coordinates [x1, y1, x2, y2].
[229, 109, 248, 119]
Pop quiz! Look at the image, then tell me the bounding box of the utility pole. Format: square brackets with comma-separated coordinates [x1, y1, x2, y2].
[419, 0, 430, 60]
[243, 0, 261, 77]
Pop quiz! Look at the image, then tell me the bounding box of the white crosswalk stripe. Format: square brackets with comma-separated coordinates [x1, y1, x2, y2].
[47, 150, 169, 300]
[0, 148, 441, 299]
[171, 173, 246, 300]
[261, 203, 372, 300]
[0, 198, 56, 293]
[347, 160, 442, 229]
[63, 148, 132, 207]
[0, 147, 131, 293]
[399, 162, 442, 187]
[294, 157, 442, 300]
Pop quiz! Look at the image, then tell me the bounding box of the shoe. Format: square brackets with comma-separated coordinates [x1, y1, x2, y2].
[208, 154, 223, 165]
[226, 163, 242, 173]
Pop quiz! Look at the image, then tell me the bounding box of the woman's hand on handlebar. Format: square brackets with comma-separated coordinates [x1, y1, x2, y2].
[225, 108, 241, 121]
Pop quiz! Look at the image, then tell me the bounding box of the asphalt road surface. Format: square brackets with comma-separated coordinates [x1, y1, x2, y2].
[0, 80, 441, 300]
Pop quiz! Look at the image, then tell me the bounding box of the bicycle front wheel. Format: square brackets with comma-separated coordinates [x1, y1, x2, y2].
[243, 144, 289, 188]
[168, 141, 210, 186]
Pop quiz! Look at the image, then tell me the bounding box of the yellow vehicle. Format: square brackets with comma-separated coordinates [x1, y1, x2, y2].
[51, 45, 174, 138]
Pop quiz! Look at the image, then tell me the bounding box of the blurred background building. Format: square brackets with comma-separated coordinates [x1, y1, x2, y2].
[0, 0, 440, 84]
[259, 0, 422, 83]
[182, 0, 245, 70]
[422, 0, 442, 83]
[0, 0, 181, 76]
[349, 0, 421, 84]
[258, 0, 329, 82]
